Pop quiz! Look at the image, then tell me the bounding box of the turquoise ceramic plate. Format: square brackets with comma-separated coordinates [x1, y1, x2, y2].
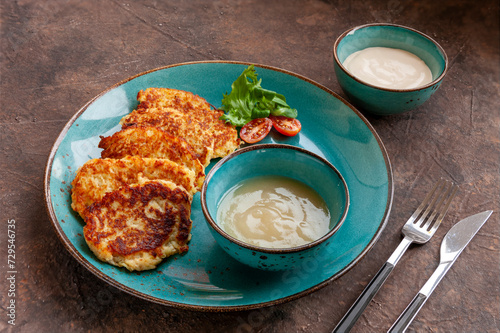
[44, 61, 393, 311]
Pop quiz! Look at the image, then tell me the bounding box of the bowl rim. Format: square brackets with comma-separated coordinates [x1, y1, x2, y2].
[333, 22, 449, 92]
[200, 143, 350, 255]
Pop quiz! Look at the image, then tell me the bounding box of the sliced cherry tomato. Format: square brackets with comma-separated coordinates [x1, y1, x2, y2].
[240, 118, 273, 143]
[269, 116, 301, 136]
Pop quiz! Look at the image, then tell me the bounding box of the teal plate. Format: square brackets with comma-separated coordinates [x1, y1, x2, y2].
[44, 61, 393, 311]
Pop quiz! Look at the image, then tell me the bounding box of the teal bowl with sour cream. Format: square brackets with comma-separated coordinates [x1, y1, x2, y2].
[201, 144, 349, 271]
[333, 23, 448, 116]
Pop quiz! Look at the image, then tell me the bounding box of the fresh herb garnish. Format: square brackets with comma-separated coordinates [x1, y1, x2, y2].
[220, 65, 298, 127]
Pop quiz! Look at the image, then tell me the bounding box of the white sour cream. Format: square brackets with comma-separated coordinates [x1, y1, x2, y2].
[342, 47, 433, 89]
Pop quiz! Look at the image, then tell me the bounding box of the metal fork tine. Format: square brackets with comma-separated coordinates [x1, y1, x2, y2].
[429, 184, 458, 232]
[414, 180, 446, 227]
[408, 179, 444, 225]
[422, 181, 453, 230]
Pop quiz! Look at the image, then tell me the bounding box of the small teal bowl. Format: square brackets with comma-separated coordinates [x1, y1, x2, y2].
[201, 144, 349, 271]
[333, 23, 448, 116]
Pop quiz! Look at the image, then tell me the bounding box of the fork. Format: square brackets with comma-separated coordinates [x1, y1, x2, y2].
[332, 179, 458, 333]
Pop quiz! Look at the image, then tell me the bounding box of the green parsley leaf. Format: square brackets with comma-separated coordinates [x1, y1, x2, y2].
[220, 65, 297, 127]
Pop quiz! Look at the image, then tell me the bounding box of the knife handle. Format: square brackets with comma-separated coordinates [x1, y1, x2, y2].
[332, 262, 394, 333]
[388, 263, 449, 333]
[388, 293, 427, 333]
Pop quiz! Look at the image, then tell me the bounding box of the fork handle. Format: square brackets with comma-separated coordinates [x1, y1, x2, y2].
[333, 237, 413, 333]
[332, 262, 394, 332]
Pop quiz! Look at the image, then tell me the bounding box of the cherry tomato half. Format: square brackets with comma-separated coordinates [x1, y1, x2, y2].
[269, 116, 301, 136]
[240, 118, 273, 143]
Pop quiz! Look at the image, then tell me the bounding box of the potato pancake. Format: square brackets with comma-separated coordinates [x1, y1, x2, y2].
[83, 180, 192, 271]
[71, 156, 196, 218]
[120, 88, 240, 166]
[98, 126, 205, 190]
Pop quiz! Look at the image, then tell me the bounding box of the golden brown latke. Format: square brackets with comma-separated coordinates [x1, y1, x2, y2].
[119, 88, 240, 166]
[70, 156, 196, 218]
[83, 180, 192, 271]
[136, 87, 213, 111]
[98, 126, 205, 190]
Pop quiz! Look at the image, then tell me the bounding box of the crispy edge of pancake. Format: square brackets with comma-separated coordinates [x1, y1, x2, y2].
[70, 156, 196, 218]
[83, 180, 192, 271]
[210, 119, 241, 159]
[136, 87, 213, 112]
[98, 126, 205, 190]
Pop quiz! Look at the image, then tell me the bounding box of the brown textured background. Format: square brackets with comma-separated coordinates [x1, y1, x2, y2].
[1, 0, 499, 332]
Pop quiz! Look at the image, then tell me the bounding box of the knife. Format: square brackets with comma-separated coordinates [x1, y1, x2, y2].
[387, 210, 493, 333]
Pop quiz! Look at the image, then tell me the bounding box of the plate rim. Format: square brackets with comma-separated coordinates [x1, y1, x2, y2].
[44, 60, 393, 312]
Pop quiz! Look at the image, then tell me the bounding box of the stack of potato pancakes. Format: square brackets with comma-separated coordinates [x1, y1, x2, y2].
[71, 88, 240, 271]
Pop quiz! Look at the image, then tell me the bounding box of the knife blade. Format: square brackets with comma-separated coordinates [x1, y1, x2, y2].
[388, 210, 493, 333]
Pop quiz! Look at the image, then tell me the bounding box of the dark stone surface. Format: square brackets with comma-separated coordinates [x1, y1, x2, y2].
[1, 0, 498, 332]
